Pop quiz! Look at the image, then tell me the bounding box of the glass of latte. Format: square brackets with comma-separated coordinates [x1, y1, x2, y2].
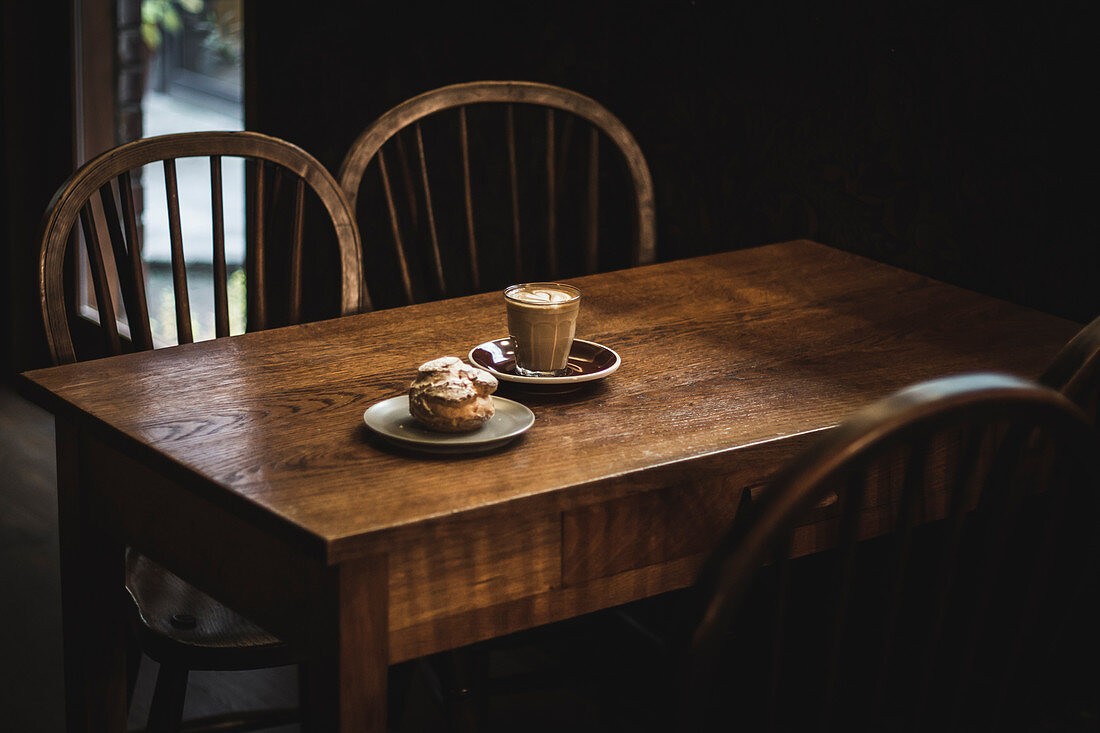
[504, 282, 581, 377]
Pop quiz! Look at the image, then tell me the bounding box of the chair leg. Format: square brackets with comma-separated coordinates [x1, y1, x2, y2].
[296, 663, 311, 731]
[299, 661, 411, 730]
[145, 663, 189, 733]
[441, 648, 490, 733]
[388, 661, 414, 728]
[125, 630, 142, 708]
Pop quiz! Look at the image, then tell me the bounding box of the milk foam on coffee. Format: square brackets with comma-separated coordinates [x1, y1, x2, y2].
[504, 283, 581, 376]
[508, 286, 576, 305]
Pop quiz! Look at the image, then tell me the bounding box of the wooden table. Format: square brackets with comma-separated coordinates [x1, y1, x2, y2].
[20, 240, 1078, 731]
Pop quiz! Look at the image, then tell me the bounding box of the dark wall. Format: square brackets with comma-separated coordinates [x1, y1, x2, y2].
[1, 2, 75, 378]
[247, 0, 1097, 321]
[2, 1, 1095, 377]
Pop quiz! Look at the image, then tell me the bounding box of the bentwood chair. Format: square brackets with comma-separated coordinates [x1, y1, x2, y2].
[338, 81, 656, 728]
[1037, 314, 1100, 719]
[1041, 314, 1100, 421]
[684, 374, 1100, 732]
[38, 131, 364, 731]
[339, 80, 656, 308]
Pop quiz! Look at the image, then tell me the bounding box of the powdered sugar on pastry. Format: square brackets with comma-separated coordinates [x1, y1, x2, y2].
[408, 357, 498, 432]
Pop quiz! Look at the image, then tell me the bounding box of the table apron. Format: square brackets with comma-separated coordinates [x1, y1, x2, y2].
[387, 429, 968, 661]
[387, 432, 830, 661]
[79, 422, 949, 664]
[82, 432, 326, 649]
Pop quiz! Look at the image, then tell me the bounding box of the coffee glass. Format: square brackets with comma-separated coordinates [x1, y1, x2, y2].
[504, 282, 581, 377]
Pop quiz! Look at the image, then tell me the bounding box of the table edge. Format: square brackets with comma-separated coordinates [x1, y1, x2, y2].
[17, 370, 334, 562]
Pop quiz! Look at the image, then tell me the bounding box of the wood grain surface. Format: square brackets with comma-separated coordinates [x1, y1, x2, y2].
[22, 241, 1078, 565]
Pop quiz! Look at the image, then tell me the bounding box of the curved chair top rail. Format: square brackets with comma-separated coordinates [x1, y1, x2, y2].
[39, 131, 364, 365]
[693, 372, 1097, 652]
[685, 372, 1099, 731]
[338, 80, 656, 268]
[1040, 314, 1100, 410]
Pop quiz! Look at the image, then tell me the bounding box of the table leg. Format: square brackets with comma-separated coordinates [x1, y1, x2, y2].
[56, 420, 128, 732]
[301, 553, 389, 732]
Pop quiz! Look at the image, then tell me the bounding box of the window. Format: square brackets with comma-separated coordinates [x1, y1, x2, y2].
[79, 0, 245, 346]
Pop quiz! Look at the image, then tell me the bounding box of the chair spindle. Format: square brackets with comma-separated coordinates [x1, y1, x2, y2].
[414, 122, 445, 296]
[266, 166, 284, 229]
[289, 178, 305, 324]
[546, 109, 557, 278]
[79, 202, 121, 355]
[768, 529, 794, 731]
[820, 471, 869, 729]
[950, 426, 1031, 726]
[393, 130, 419, 231]
[505, 104, 522, 280]
[458, 107, 479, 291]
[210, 156, 229, 338]
[915, 427, 985, 725]
[98, 180, 145, 350]
[992, 457, 1070, 726]
[556, 114, 574, 196]
[868, 439, 929, 727]
[146, 665, 189, 730]
[376, 148, 414, 304]
[118, 170, 153, 349]
[163, 159, 193, 344]
[247, 159, 267, 332]
[586, 128, 600, 273]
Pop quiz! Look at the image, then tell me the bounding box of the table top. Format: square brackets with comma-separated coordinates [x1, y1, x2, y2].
[21, 240, 1078, 564]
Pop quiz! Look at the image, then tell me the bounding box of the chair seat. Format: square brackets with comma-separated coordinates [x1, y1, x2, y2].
[125, 551, 296, 671]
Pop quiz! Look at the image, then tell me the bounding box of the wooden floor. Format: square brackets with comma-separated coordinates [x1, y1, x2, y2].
[0, 385, 676, 732]
[1, 385, 66, 732]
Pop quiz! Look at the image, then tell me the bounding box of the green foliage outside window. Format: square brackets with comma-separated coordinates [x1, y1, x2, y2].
[141, 0, 204, 50]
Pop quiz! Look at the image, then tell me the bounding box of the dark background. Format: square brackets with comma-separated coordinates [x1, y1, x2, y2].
[3, 0, 1097, 378]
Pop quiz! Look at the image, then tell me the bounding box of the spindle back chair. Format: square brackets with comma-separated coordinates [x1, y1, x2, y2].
[339, 81, 655, 307]
[37, 131, 366, 731]
[39, 131, 364, 365]
[1041, 314, 1100, 421]
[684, 373, 1099, 732]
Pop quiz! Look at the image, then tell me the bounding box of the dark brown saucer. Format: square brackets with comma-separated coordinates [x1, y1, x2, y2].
[468, 338, 621, 394]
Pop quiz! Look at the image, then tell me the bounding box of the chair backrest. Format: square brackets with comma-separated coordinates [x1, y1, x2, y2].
[685, 373, 1099, 732]
[339, 81, 656, 306]
[40, 131, 365, 365]
[1040, 314, 1100, 421]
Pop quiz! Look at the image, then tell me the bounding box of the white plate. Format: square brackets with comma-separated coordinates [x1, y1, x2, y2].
[363, 395, 534, 454]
